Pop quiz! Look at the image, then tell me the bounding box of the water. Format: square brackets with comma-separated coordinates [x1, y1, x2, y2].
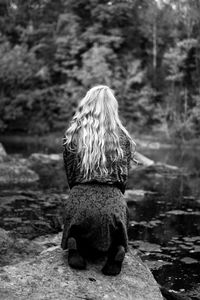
[1, 137, 200, 297]
[127, 146, 200, 296]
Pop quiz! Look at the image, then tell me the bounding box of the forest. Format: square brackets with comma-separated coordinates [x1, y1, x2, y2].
[0, 0, 200, 140]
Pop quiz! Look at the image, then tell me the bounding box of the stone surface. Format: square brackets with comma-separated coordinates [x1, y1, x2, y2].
[28, 153, 67, 190]
[134, 152, 154, 167]
[180, 257, 198, 264]
[0, 160, 39, 187]
[130, 241, 162, 253]
[0, 246, 163, 300]
[125, 189, 157, 204]
[127, 161, 185, 195]
[0, 143, 7, 161]
[0, 228, 13, 251]
[29, 153, 62, 164]
[0, 228, 45, 266]
[0, 152, 66, 189]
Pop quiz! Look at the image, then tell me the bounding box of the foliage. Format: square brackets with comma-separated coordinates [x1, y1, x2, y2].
[0, 42, 42, 89]
[163, 38, 199, 139]
[0, 0, 200, 140]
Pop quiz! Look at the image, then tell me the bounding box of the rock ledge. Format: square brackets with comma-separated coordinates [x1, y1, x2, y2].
[0, 246, 163, 300]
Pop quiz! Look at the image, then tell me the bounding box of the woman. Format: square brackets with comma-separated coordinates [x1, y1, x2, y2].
[61, 85, 136, 276]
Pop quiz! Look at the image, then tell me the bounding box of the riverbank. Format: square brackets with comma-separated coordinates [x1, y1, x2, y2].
[0, 140, 199, 299]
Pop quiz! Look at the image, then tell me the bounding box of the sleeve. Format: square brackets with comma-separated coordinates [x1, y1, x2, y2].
[127, 140, 144, 166]
[63, 145, 77, 189]
[125, 138, 132, 168]
[125, 137, 142, 167]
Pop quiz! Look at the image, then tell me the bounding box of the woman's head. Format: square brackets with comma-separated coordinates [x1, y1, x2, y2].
[64, 85, 135, 179]
[77, 85, 119, 126]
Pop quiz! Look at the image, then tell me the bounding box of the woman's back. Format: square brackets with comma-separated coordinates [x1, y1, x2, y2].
[61, 85, 135, 275]
[63, 128, 132, 193]
[63, 85, 135, 193]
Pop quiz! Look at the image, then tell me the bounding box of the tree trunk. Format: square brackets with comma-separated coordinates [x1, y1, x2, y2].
[153, 20, 157, 70]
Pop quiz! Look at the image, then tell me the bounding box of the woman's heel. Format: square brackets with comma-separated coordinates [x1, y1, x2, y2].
[67, 237, 86, 270]
[102, 245, 125, 276]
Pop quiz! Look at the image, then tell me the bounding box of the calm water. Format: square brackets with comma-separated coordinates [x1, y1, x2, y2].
[128, 145, 200, 296]
[1, 138, 200, 296]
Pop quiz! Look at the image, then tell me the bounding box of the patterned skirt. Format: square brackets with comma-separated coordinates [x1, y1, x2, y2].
[61, 183, 129, 253]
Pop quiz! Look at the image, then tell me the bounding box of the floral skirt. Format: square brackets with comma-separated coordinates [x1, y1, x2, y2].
[61, 183, 129, 253]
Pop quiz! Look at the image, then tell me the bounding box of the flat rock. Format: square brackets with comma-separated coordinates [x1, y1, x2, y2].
[133, 152, 154, 167]
[0, 228, 13, 250]
[0, 228, 45, 266]
[145, 260, 173, 270]
[180, 257, 198, 264]
[29, 153, 62, 164]
[0, 247, 163, 300]
[27, 153, 67, 189]
[0, 160, 39, 187]
[0, 143, 7, 161]
[127, 161, 182, 192]
[125, 189, 157, 204]
[130, 240, 162, 253]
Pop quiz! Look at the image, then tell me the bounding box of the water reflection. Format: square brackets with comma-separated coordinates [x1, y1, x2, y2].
[127, 145, 200, 294]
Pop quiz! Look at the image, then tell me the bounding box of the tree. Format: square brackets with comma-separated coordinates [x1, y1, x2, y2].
[0, 0, 200, 139]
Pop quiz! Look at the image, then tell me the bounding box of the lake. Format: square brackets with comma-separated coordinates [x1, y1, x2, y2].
[0, 136, 200, 298]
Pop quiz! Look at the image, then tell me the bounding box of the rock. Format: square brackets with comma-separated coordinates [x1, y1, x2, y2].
[125, 189, 157, 204]
[28, 153, 67, 190]
[29, 153, 62, 164]
[33, 232, 62, 248]
[145, 260, 173, 271]
[0, 160, 39, 187]
[183, 236, 200, 243]
[133, 152, 155, 167]
[190, 245, 200, 253]
[0, 228, 13, 251]
[134, 139, 164, 150]
[166, 210, 200, 216]
[125, 189, 145, 203]
[186, 284, 200, 299]
[130, 240, 162, 253]
[0, 228, 45, 266]
[131, 150, 179, 172]
[0, 151, 66, 190]
[0, 246, 163, 300]
[0, 143, 7, 162]
[179, 244, 193, 250]
[180, 257, 198, 264]
[166, 210, 186, 215]
[127, 162, 187, 197]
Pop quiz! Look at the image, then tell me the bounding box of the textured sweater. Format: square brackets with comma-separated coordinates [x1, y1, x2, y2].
[63, 131, 132, 194]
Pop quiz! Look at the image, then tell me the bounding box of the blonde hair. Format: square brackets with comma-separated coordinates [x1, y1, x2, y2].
[63, 85, 136, 179]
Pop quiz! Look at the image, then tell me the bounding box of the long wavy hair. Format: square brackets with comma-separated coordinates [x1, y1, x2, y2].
[63, 85, 136, 179]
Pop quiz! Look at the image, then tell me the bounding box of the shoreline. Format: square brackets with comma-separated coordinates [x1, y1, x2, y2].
[1, 132, 200, 153]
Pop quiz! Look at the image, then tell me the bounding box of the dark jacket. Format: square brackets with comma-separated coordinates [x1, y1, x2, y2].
[63, 131, 132, 194]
